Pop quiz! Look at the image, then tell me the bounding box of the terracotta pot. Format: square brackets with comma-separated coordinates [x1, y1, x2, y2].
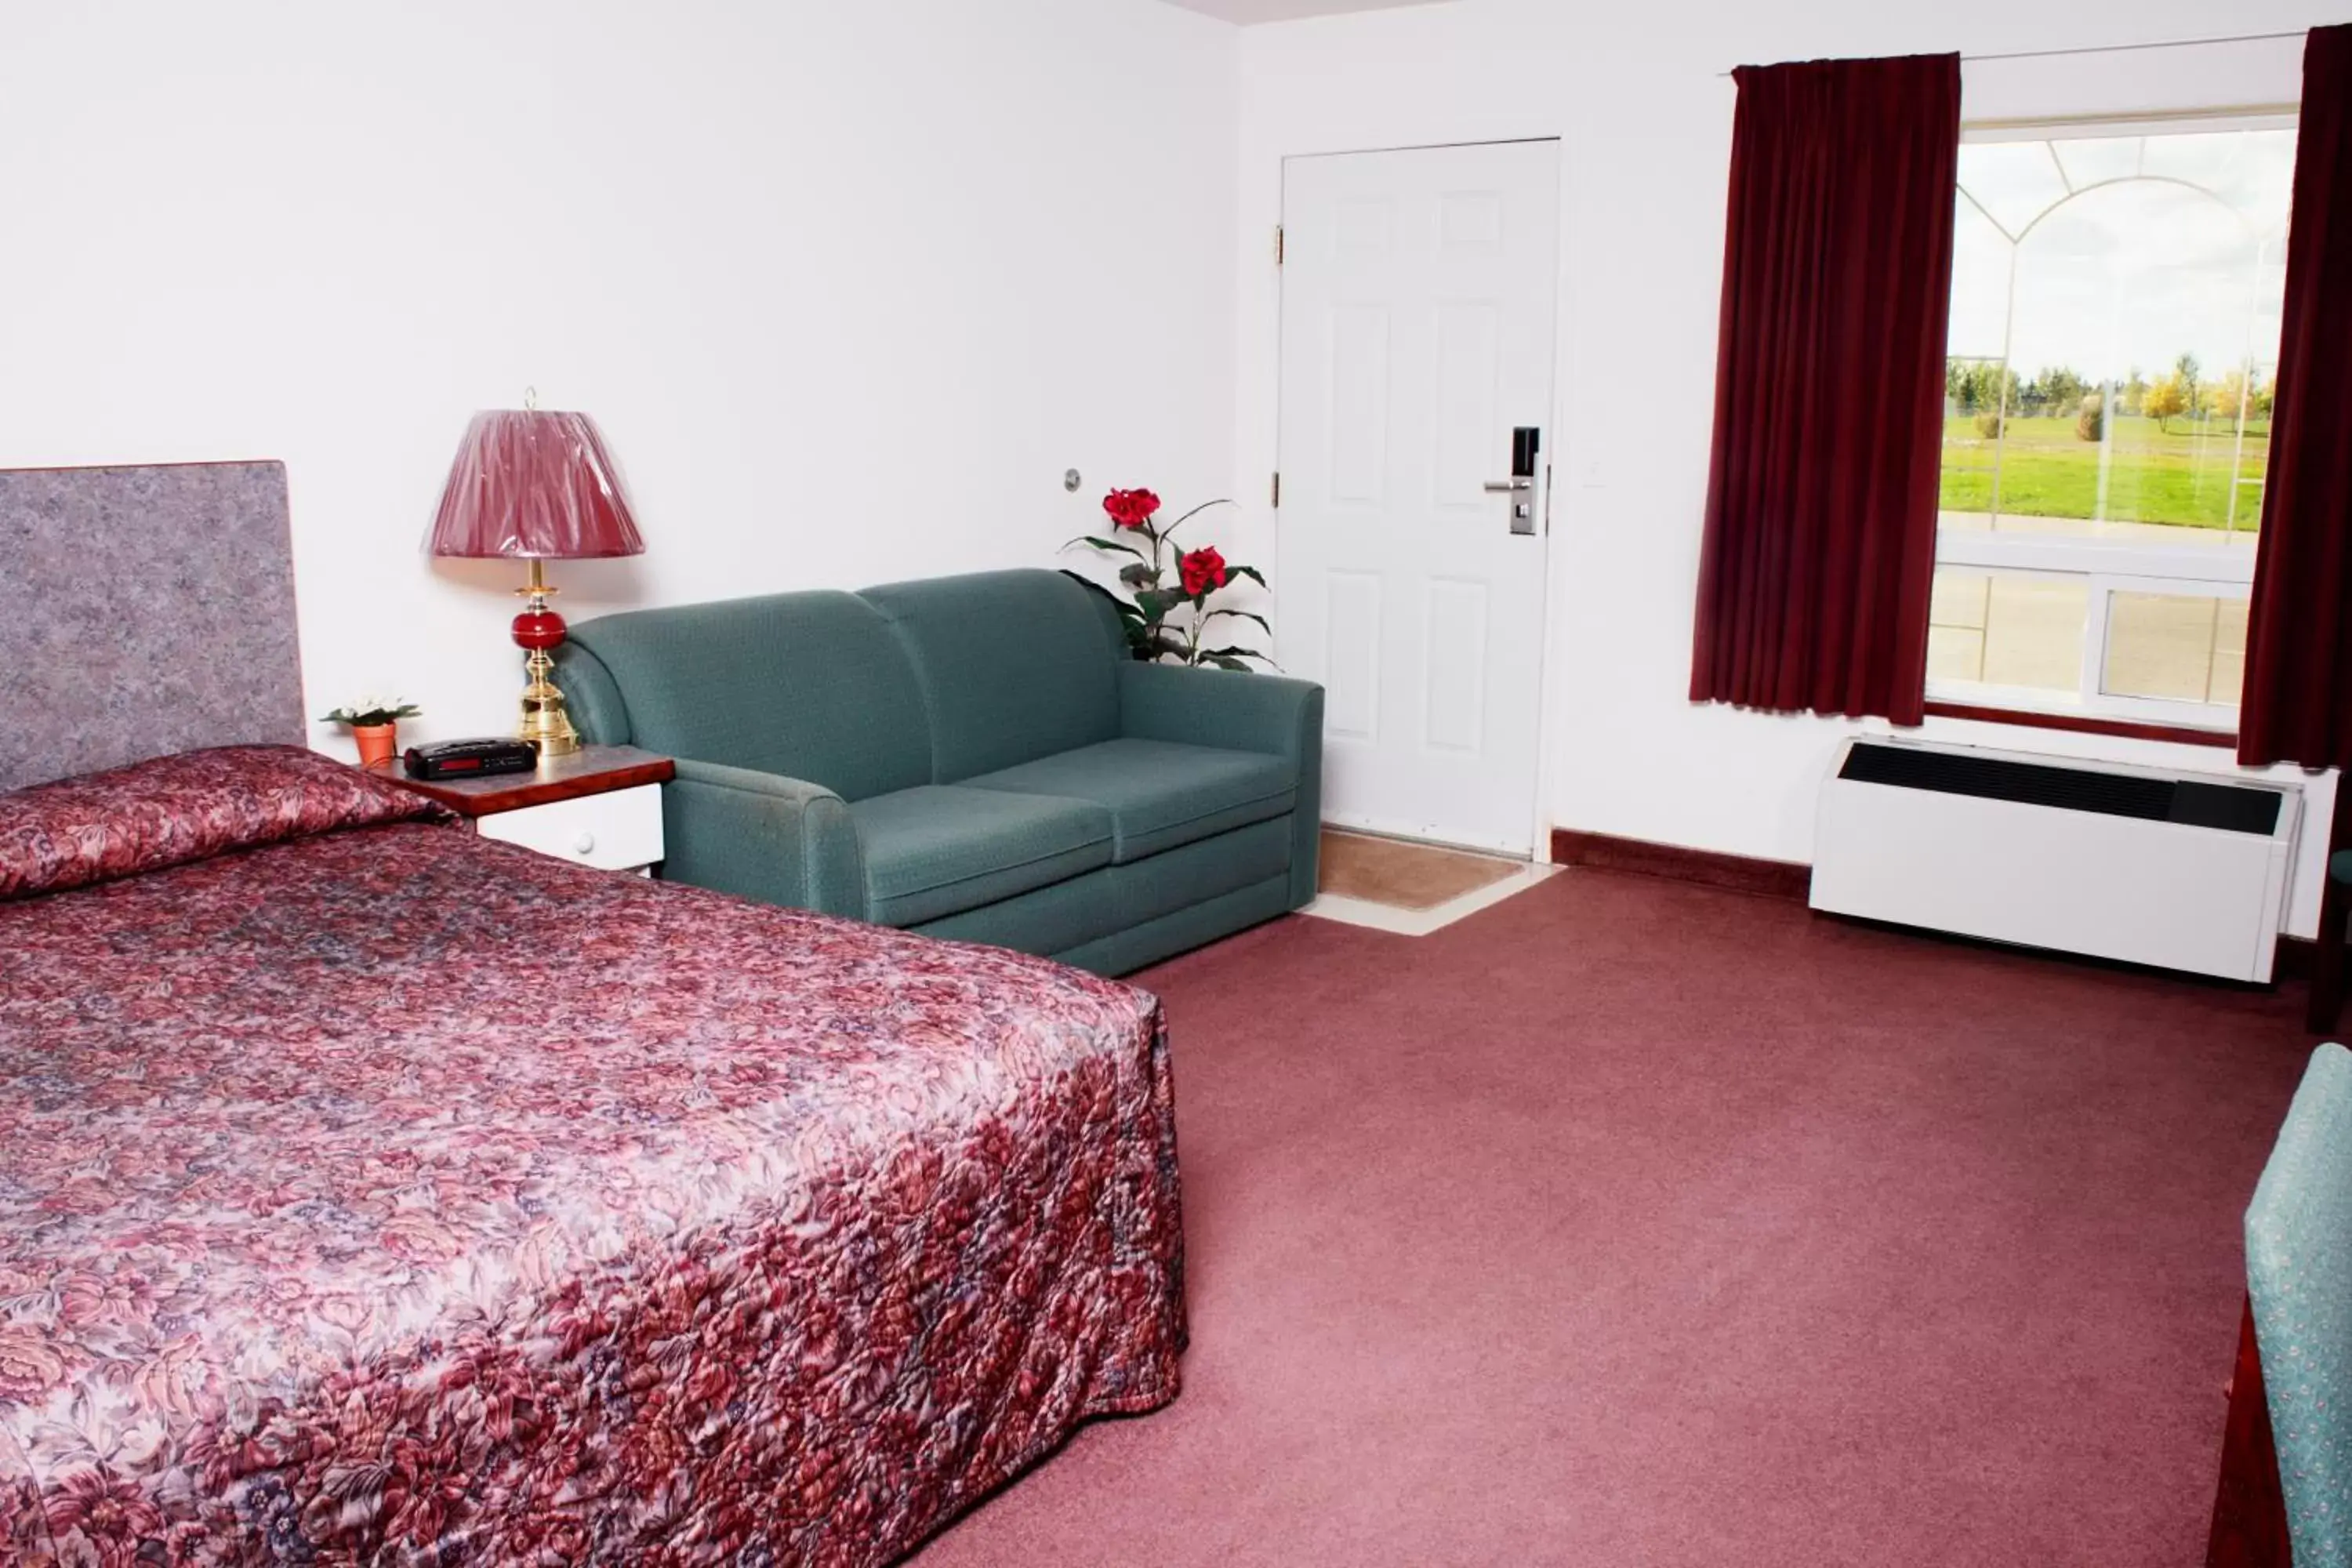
[353, 724, 399, 768]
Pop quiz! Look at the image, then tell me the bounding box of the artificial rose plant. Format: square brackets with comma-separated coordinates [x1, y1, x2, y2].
[1065, 488, 1273, 670]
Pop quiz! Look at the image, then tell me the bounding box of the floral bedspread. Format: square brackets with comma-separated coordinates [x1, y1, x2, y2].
[0, 754, 1185, 1566]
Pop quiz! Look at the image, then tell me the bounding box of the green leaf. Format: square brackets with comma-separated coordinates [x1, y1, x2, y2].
[1058, 570, 1145, 625]
[1134, 587, 1185, 622]
[1203, 608, 1272, 637]
[1062, 535, 1147, 561]
[1196, 644, 1265, 659]
[1118, 562, 1158, 589]
[1228, 564, 1269, 590]
[1205, 654, 1254, 672]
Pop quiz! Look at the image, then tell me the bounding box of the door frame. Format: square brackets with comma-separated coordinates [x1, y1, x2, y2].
[1269, 136, 1567, 862]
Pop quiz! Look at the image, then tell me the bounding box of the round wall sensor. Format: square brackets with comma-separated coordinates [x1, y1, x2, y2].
[1063, 469, 1083, 492]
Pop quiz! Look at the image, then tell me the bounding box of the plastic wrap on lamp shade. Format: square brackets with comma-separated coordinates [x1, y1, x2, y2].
[425, 409, 646, 559]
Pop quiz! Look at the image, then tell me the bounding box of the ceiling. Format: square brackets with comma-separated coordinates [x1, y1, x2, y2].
[1155, 0, 1454, 24]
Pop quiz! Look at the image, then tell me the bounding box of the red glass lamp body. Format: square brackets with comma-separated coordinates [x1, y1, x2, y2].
[510, 608, 568, 652]
[426, 410, 644, 757]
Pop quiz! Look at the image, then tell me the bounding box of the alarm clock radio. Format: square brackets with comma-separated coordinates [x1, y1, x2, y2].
[402, 738, 541, 781]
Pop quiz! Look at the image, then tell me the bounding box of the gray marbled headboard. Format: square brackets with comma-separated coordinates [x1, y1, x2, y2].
[0, 462, 304, 791]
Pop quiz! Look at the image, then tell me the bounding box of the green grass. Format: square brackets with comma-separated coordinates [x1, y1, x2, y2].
[1939, 414, 2270, 532]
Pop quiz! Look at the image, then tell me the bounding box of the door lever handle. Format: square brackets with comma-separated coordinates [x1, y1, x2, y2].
[1499, 426, 1542, 535]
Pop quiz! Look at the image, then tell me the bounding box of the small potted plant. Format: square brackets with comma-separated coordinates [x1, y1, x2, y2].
[321, 696, 420, 767]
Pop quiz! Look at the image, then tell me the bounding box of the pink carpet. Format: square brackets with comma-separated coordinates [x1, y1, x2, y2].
[915, 869, 2313, 1566]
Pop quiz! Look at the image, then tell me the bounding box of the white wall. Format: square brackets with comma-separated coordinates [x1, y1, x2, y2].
[0, 0, 1237, 750]
[10, 0, 2343, 935]
[1232, 0, 2351, 935]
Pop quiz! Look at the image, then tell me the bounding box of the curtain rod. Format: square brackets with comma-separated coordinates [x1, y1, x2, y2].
[1717, 27, 2307, 78]
[1962, 103, 2299, 132]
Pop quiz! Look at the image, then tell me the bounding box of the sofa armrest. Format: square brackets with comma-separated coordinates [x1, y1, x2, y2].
[1119, 662, 1322, 757]
[662, 759, 866, 917]
[1118, 662, 1324, 909]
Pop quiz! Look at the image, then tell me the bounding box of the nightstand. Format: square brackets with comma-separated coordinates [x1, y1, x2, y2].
[368, 744, 674, 875]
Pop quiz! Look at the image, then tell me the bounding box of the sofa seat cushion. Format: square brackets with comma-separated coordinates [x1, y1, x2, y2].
[850, 786, 1113, 927]
[962, 739, 1295, 864]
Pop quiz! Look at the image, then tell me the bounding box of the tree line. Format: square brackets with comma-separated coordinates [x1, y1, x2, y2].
[1947, 354, 2275, 438]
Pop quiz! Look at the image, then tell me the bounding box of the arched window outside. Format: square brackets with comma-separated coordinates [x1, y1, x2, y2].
[1928, 122, 2297, 727]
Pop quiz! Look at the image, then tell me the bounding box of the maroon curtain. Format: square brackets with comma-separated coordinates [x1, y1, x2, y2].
[1689, 53, 1961, 725]
[2241, 24, 2352, 769]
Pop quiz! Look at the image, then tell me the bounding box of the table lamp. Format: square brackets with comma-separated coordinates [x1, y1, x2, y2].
[426, 404, 644, 757]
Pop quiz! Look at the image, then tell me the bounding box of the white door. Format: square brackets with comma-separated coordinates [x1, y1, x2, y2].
[1276, 140, 1560, 855]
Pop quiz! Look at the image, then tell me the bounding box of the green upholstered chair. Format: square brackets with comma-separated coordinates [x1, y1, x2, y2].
[2210, 1044, 2352, 1567]
[551, 569, 1322, 975]
[2249, 1044, 2352, 1567]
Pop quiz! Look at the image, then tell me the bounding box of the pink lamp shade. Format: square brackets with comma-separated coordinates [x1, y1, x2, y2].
[426, 409, 645, 560]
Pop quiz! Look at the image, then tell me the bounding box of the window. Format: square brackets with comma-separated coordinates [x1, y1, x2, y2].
[1930, 118, 2296, 731]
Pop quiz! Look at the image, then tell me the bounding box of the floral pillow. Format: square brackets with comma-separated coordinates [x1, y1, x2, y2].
[0, 745, 447, 901]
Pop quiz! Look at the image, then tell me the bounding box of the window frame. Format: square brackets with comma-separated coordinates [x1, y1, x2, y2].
[1924, 108, 2296, 739]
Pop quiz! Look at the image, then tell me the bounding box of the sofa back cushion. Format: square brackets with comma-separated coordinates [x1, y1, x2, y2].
[858, 570, 1125, 782]
[561, 591, 931, 802]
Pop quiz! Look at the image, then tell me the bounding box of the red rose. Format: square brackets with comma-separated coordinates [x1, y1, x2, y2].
[1180, 546, 1227, 597]
[1102, 488, 1160, 530]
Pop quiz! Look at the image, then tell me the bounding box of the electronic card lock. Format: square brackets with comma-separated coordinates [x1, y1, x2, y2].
[1483, 426, 1543, 536]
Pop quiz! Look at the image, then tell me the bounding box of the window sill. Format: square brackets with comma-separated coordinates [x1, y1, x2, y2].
[1922, 700, 2238, 750]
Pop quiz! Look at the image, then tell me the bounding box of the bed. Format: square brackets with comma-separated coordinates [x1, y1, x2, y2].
[0, 744, 1187, 1564]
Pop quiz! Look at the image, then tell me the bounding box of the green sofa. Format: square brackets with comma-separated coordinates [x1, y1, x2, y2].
[550, 568, 1323, 975]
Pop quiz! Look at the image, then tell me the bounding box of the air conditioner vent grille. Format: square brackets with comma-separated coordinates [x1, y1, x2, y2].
[1838, 742, 2280, 837]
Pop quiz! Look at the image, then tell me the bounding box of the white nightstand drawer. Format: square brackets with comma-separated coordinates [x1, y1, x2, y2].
[477, 783, 663, 872]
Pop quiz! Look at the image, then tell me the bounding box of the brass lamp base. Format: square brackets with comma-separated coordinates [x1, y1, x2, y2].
[519, 650, 580, 757]
[513, 560, 580, 758]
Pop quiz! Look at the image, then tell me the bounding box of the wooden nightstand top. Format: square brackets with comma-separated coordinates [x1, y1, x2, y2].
[368, 744, 674, 818]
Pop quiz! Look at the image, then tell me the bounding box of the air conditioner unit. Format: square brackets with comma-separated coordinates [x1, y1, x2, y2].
[1810, 737, 2301, 982]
